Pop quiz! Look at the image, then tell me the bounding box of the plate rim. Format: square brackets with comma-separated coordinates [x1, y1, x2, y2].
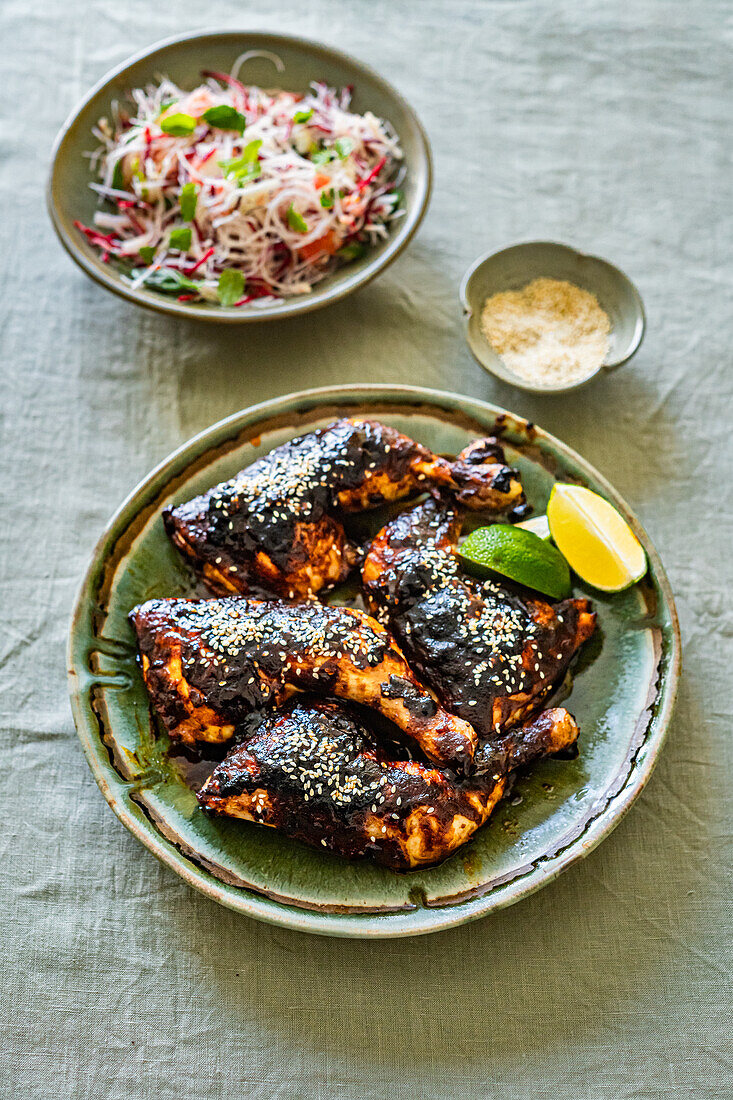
[68, 384, 681, 937]
[46, 28, 432, 323]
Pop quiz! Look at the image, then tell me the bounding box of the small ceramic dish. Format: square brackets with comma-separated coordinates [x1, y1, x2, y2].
[47, 30, 432, 323]
[460, 241, 646, 394]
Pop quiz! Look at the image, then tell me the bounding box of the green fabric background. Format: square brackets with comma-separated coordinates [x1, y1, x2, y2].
[1, 1, 730, 1096]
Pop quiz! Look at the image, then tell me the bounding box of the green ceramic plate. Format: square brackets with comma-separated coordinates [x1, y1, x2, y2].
[68, 385, 680, 938]
[47, 30, 432, 323]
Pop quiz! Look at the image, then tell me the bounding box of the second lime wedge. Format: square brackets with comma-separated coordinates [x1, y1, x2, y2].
[458, 524, 571, 599]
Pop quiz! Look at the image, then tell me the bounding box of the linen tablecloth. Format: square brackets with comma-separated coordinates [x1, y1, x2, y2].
[1, 1, 731, 1096]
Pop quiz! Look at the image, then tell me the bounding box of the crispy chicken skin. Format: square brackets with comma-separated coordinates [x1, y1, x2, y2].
[362, 499, 596, 740]
[198, 699, 580, 870]
[163, 418, 526, 599]
[129, 596, 480, 772]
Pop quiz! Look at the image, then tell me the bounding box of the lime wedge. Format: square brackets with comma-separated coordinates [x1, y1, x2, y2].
[515, 514, 551, 540]
[458, 524, 571, 599]
[547, 483, 647, 592]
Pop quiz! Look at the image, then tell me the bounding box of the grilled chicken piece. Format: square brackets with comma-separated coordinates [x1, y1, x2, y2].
[163, 418, 526, 600]
[362, 499, 596, 741]
[198, 698, 579, 870]
[129, 596, 480, 772]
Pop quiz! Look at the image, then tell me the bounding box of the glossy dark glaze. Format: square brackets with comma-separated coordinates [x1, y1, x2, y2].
[473, 706, 580, 773]
[198, 698, 579, 870]
[129, 595, 479, 770]
[163, 418, 525, 599]
[362, 498, 596, 742]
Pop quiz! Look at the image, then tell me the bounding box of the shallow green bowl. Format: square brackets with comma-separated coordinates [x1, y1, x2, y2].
[47, 30, 432, 322]
[68, 385, 680, 937]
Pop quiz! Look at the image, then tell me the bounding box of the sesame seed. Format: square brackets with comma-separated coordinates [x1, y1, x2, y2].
[364, 499, 574, 737]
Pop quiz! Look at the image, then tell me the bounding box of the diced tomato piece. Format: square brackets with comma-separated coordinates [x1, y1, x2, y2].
[299, 230, 339, 261]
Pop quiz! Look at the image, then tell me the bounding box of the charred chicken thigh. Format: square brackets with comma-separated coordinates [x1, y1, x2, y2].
[198, 698, 580, 870]
[129, 596, 480, 771]
[163, 418, 526, 599]
[127, 418, 600, 874]
[362, 499, 596, 740]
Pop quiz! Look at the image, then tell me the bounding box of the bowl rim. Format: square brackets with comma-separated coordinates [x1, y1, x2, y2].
[67, 383, 681, 938]
[47, 28, 433, 323]
[459, 239, 647, 393]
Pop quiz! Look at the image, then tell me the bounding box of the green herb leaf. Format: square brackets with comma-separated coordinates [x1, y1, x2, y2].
[293, 108, 314, 124]
[180, 182, 198, 222]
[311, 148, 335, 166]
[219, 139, 263, 180]
[169, 227, 192, 251]
[160, 113, 197, 137]
[387, 188, 404, 209]
[139, 246, 156, 264]
[217, 269, 245, 306]
[337, 242, 366, 262]
[130, 267, 202, 294]
[320, 189, 335, 209]
[287, 205, 309, 233]
[111, 160, 125, 191]
[202, 104, 247, 134]
[334, 137, 354, 159]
